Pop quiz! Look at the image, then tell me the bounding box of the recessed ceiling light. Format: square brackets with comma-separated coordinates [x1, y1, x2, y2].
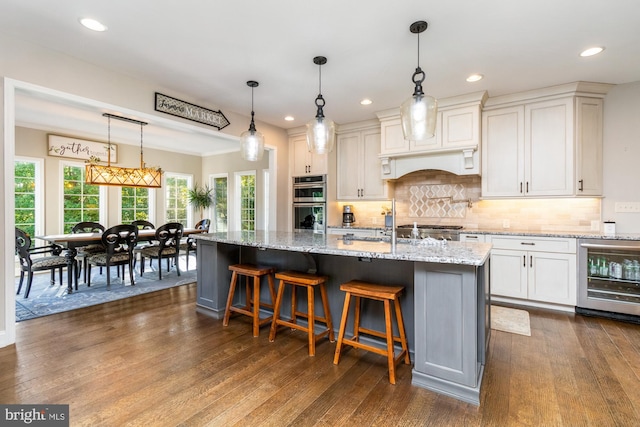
[580, 46, 604, 57]
[79, 18, 107, 32]
[284, 116, 295, 121]
[360, 98, 373, 106]
[466, 74, 484, 82]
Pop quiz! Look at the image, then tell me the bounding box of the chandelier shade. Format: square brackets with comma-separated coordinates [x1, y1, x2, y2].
[85, 164, 162, 187]
[400, 20, 438, 141]
[85, 113, 163, 188]
[240, 80, 265, 161]
[306, 56, 335, 154]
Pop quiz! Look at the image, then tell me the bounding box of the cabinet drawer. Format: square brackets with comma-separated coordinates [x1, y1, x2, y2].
[489, 236, 576, 254]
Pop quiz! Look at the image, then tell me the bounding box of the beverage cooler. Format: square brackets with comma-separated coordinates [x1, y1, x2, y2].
[578, 239, 640, 318]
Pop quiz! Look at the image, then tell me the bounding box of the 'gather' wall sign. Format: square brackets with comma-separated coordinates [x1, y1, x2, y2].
[154, 93, 230, 130]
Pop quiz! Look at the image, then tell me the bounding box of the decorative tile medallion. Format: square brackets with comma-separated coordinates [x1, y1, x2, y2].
[409, 184, 467, 218]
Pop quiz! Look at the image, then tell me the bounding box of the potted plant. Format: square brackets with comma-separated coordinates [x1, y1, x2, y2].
[187, 183, 213, 219]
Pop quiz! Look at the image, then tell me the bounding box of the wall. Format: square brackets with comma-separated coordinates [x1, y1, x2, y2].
[15, 126, 207, 232]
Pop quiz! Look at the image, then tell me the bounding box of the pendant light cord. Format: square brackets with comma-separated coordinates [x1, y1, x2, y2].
[140, 122, 144, 169]
[318, 61, 322, 95]
[107, 115, 112, 166]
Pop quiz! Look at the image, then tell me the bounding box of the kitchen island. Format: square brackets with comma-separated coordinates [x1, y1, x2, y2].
[194, 231, 492, 405]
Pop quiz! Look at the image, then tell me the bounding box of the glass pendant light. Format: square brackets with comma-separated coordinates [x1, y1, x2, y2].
[400, 20, 437, 141]
[240, 80, 265, 161]
[306, 56, 335, 154]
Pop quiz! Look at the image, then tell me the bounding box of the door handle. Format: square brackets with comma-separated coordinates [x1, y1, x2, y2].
[578, 179, 584, 191]
[523, 255, 526, 267]
[530, 255, 533, 268]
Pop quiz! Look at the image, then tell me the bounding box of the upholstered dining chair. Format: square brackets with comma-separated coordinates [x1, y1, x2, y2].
[15, 227, 68, 298]
[71, 221, 106, 283]
[140, 222, 184, 280]
[131, 220, 155, 270]
[179, 218, 210, 270]
[86, 224, 138, 289]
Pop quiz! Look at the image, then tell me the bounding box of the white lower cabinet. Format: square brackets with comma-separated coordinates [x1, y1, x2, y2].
[488, 235, 577, 307]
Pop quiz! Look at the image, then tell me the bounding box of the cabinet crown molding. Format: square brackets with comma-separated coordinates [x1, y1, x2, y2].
[484, 81, 614, 110]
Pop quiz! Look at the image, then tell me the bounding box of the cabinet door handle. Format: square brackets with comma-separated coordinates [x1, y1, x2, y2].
[523, 255, 526, 267]
[578, 179, 584, 191]
[526, 182, 529, 193]
[520, 242, 535, 246]
[530, 255, 533, 268]
[520, 182, 523, 193]
[466, 235, 478, 240]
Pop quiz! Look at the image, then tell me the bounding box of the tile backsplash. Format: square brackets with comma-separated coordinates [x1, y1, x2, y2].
[332, 170, 601, 232]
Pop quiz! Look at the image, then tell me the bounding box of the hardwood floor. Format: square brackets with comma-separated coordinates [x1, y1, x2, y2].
[1, 283, 640, 426]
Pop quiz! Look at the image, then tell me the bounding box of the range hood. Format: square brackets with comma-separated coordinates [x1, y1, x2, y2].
[379, 145, 479, 179]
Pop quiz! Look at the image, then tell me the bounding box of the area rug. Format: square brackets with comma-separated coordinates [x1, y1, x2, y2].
[15, 268, 197, 322]
[491, 305, 531, 336]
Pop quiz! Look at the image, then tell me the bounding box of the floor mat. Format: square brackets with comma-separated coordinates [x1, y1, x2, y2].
[491, 305, 531, 336]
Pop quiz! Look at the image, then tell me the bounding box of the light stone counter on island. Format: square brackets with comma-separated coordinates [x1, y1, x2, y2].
[194, 231, 491, 405]
[194, 230, 491, 266]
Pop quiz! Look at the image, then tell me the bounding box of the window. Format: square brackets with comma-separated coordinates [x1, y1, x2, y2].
[236, 171, 256, 231]
[15, 158, 43, 237]
[62, 163, 104, 233]
[120, 187, 154, 223]
[165, 173, 192, 227]
[210, 174, 228, 232]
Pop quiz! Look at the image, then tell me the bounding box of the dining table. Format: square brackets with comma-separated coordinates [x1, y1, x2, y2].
[38, 227, 206, 293]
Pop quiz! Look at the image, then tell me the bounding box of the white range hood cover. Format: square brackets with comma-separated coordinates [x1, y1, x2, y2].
[380, 145, 479, 179]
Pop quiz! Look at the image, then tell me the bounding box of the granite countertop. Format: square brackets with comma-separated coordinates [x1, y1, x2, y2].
[461, 228, 640, 240]
[195, 231, 491, 266]
[328, 225, 640, 241]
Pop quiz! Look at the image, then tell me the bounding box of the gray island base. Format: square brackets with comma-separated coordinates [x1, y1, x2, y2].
[194, 231, 491, 405]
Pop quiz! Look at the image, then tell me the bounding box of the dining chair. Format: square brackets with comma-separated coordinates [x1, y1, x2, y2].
[131, 220, 155, 270]
[86, 224, 138, 289]
[179, 218, 210, 270]
[71, 221, 106, 283]
[140, 222, 184, 280]
[15, 227, 68, 298]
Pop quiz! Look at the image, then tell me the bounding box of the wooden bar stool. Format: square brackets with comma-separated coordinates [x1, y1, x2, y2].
[269, 270, 334, 356]
[333, 280, 410, 384]
[223, 264, 276, 337]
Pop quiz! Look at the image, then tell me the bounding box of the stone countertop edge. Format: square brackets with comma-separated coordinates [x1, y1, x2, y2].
[194, 231, 491, 266]
[328, 225, 640, 241]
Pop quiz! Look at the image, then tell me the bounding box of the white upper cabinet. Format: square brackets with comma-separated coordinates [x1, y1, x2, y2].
[481, 82, 612, 198]
[290, 133, 328, 176]
[336, 121, 387, 200]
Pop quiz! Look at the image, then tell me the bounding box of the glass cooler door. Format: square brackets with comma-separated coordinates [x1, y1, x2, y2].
[579, 240, 640, 315]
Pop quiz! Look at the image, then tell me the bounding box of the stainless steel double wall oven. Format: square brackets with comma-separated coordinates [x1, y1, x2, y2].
[292, 175, 326, 233]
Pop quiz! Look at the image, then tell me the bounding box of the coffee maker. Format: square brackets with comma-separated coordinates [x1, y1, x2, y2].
[342, 205, 356, 227]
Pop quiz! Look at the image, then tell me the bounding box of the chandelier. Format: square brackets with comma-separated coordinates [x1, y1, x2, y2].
[86, 113, 163, 188]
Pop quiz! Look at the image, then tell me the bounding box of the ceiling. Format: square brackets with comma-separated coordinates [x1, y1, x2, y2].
[1, 0, 640, 154]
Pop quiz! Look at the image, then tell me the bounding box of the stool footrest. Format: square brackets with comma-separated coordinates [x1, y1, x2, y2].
[273, 318, 331, 339]
[357, 326, 405, 344]
[228, 306, 273, 325]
